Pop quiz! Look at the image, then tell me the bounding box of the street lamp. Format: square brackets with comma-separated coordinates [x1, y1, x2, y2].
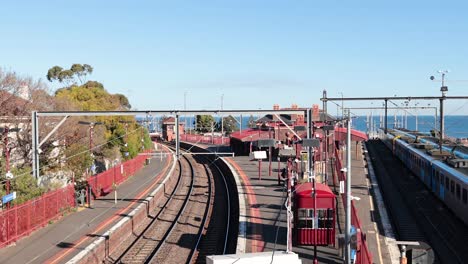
[404, 101, 409, 129]
[415, 102, 419, 131]
[78, 121, 103, 159]
[339, 92, 344, 121]
[430, 70, 449, 152]
[78, 121, 103, 208]
[221, 93, 224, 144]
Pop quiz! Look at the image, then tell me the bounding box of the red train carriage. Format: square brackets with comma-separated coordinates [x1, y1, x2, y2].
[293, 182, 336, 246]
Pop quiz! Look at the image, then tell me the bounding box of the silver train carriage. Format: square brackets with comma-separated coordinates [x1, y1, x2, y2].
[381, 130, 468, 226]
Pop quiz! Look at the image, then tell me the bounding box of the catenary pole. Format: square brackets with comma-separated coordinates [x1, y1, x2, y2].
[345, 109, 352, 264]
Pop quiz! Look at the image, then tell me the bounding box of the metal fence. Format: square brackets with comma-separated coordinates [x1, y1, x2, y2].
[0, 184, 75, 248]
[87, 150, 151, 198]
[180, 134, 230, 145]
[0, 150, 154, 249]
[334, 147, 373, 264]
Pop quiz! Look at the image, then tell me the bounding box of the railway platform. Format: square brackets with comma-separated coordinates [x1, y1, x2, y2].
[342, 141, 397, 263]
[223, 140, 395, 264]
[0, 147, 174, 264]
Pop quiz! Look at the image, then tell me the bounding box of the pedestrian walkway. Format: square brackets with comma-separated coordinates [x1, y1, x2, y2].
[336, 141, 394, 264]
[0, 150, 173, 264]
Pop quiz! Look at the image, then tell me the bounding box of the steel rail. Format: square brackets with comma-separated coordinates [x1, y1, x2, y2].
[114, 155, 187, 263]
[186, 154, 215, 263]
[187, 152, 231, 263]
[144, 151, 196, 263]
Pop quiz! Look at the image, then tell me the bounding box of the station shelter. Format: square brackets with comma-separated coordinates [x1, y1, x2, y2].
[293, 182, 336, 246]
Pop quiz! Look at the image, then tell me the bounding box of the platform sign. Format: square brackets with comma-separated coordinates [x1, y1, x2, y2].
[250, 151, 267, 160]
[2, 192, 17, 204]
[294, 126, 307, 131]
[257, 139, 276, 148]
[279, 149, 296, 158]
[302, 139, 320, 148]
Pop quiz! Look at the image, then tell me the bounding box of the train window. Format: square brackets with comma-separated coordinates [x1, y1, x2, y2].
[440, 174, 444, 185]
[317, 209, 334, 229]
[451, 180, 455, 194]
[456, 184, 461, 199]
[435, 171, 439, 183]
[445, 177, 449, 189]
[463, 189, 467, 204]
[298, 209, 315, 228]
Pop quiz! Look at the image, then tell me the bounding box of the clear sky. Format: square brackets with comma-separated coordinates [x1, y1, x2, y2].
[1, 1, 467, 114]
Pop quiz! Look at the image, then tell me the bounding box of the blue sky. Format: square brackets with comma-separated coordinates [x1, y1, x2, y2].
[1, 1, 467, 114]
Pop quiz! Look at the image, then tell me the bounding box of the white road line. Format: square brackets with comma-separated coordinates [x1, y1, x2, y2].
[374, 223, 384, 264]
[222, 158, 247, 254]
[369, 195, 374, 211]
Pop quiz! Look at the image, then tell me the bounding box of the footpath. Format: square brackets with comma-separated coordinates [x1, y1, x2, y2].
[0, 147, 174, 264]
[335, 141, 397, 264]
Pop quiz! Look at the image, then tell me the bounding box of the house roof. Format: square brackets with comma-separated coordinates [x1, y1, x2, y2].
[162, 117, 185, 125]
[256, 114, 294, 125]
[255, 111, 336, 125]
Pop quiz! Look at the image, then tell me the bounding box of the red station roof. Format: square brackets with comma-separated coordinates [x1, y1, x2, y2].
[230, 128, 272, 142]
[334, 127, 368, 141]
[296, 182, 335, 198]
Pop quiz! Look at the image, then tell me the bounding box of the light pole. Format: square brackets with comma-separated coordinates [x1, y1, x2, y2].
[345, 109, 352, 264]
[184, 91, 189, 134]
[78, 121, 103, 160]
[430, 70, 449, 152]
[340, 92, 344, 121]
[415, 103, 419, 131]
[78, 121, 103, 208]
[404, 101, 409, 129]
[221, 93, 224, 144]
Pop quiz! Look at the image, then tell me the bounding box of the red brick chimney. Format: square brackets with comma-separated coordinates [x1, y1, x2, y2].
[273, 104, 280, 110]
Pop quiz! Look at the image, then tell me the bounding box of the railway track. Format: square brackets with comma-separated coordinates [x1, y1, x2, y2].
[188, 154, 232, 263]
[366, 139, 468, 264]
[111, 145, 235, 264]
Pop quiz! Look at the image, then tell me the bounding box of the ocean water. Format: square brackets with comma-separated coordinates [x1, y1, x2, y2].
[138, 115, 261, 133]
[352, 115, 468, 139]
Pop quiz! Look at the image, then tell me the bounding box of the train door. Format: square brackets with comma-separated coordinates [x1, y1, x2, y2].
[432, 168, 437, 193]
[439, 172, 445, 199]
[419, 158, 424, 181]
[425, 162, 431, 186]
[429, 166, 439, 193]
